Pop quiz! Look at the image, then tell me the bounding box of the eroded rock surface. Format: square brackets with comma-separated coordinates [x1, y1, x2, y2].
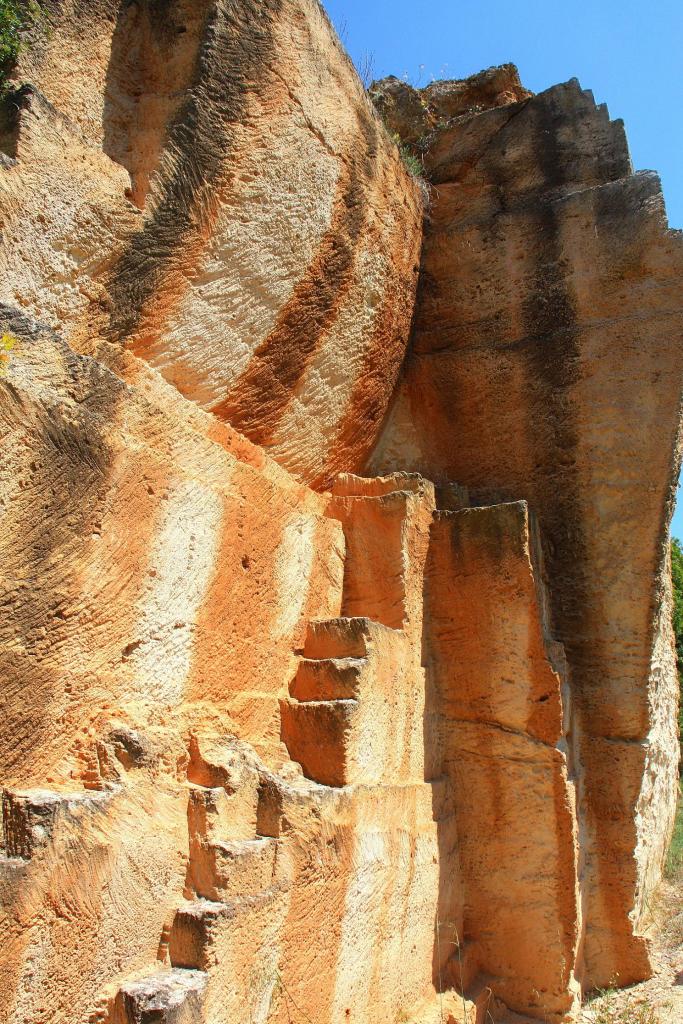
[0, 8, 680, 1024]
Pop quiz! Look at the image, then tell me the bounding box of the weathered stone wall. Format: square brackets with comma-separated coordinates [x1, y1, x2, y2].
[0, 451, 462, 1024]
[0, 292, 342, 1021]
[0, 6, 439, 1022]
[371, 77, 683, 991]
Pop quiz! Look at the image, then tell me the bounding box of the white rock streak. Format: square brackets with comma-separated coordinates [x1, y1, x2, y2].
[127, 475, 225, 704]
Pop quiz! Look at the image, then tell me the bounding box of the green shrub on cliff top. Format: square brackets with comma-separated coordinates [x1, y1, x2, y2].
[399, 143, 424, 178]
[0, 1, 42, 89]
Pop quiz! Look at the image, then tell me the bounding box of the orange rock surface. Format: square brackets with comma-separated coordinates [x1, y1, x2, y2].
[0, 5, 680, 1024]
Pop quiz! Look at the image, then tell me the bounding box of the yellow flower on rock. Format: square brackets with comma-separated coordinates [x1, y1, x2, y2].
[0, 333, 18, 352]
[0, 332, 18, 375]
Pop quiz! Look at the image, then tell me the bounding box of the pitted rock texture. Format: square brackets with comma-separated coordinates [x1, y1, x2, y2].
[371, 75, 683, 992]
[0, 9, 681, 1024]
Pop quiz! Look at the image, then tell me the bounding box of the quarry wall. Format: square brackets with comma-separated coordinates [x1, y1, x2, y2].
[0, 4, 681, 1024]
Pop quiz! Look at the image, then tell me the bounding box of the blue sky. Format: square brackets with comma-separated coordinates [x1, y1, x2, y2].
[323, 0, 683, 536]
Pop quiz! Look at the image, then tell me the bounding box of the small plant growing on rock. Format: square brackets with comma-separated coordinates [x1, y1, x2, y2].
[665, 786, 683, 880]
[399, 143, 424, 178]
[357, 50, 375, 89]
[386, 130, 424, 178]
[0, 330, 18, 374]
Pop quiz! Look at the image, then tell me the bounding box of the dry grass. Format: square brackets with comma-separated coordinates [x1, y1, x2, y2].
[660, 787, 683, 949]
[584, 992, 664, 1024]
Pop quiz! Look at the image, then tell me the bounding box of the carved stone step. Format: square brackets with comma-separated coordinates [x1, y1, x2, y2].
[290, 656, 365, 701]
[443, 940, 479, 997]
[188, 837, 279, 901]
[331, 471, 431, 498]
[168, 887, 285, 972]
[167, 887, 288, 1022]
[187, 783, 258, 846]
[168, 898, 244, 971]
[1, 788, 110, 860]
[283, 614, 420, 787]
[2, 790, 65, 858]
[303, 617, 376, 659]
[279, 698, 359, 787]
[110, 968, 206, 1024]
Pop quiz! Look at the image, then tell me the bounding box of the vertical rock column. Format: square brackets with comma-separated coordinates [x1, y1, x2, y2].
[426, 500, 582, 1022]
[283, 471, 438, 790]
[371, 75, 683, 990]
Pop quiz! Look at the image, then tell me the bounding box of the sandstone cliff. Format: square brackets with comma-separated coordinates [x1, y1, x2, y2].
[0, 4, 680, 1024]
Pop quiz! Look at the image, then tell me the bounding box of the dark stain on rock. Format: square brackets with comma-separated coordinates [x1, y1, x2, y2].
[312, 238, 420, 489]
[212, 115, 381, 445]
[107, 0, 284, 342]
[519, 106, 600, 985]
[520, 98, 586, 641]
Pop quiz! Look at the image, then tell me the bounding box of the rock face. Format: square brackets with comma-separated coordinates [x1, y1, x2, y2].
[0, 9, 680, 1024]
